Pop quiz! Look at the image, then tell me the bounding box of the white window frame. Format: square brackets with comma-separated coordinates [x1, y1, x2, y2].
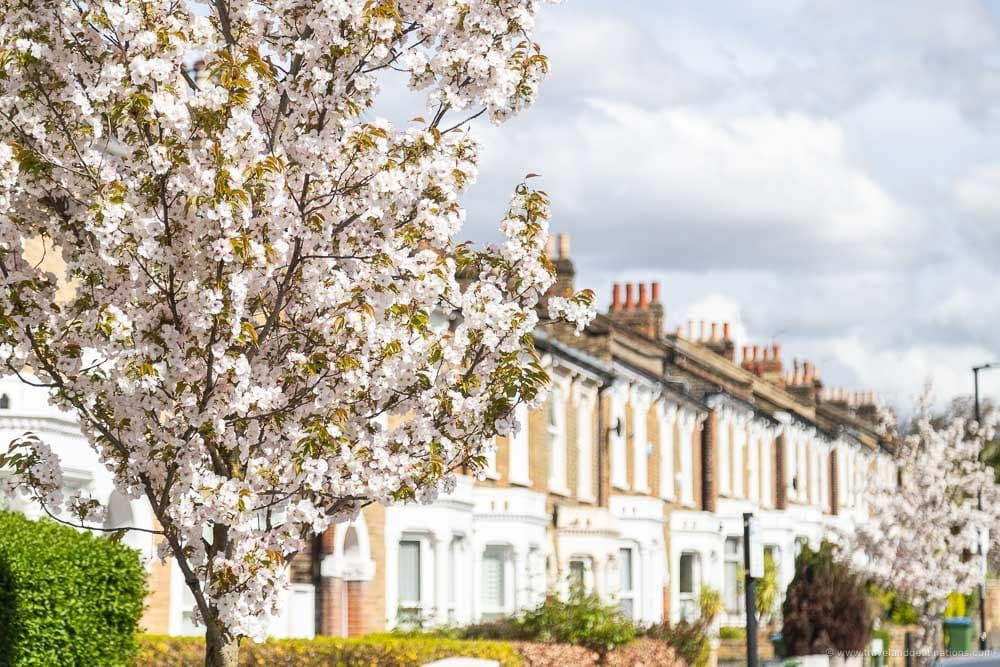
[718, 412, 731, 496]
[679, 411, 696, 507]
[632, 390, 650, 493]
[576, 388, 595, 501]
[618, 546, 638, 620]
[659, 403, 677, 501]
[397, 537, 426, 623]
[723, 536, 742, 614]
[678, 552, 701, 622]
[483, 436, 499, 480]
[508, 402, 531, 486]
[480, 544, 515, 619]
[547, 384, 569, 494]
[610, 385, 628, 490]
[732, 419, 745, 498]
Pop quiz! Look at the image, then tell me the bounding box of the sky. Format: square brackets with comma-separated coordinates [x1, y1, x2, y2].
[396, 1, 1000, 409]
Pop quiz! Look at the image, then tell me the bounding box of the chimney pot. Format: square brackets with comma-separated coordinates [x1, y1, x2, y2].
[557, 233, 570, 258]
[803, 361, 813, 382]
[611, 283, 622, 311]
[545, 235, 555, 259]
[772, 344, 781, 361]
[710, 322, 719, 341]
[675, 325, 684, 338]
[763, 346, 771, 361]
[752, 344, 760, 361]
[687, 320, 694, 339]
[742, 345, 749, 362]
[625, 283, 635, 309]
[723, 321, 731, 340]
[638, 283, 649, 309]
[651, 282, 661, 303]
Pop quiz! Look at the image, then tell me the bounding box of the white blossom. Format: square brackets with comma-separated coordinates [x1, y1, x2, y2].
[0, 0, 594, 654]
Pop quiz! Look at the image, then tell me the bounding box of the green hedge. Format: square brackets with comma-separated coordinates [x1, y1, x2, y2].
[137, 634, 523, 666]
[0, 510, 147, 667]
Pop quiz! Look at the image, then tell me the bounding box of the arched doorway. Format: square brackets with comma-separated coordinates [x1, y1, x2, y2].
[318, 516, 375, 637]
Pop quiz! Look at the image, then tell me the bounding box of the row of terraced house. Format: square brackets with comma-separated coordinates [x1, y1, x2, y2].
[0, 234, 896, 638]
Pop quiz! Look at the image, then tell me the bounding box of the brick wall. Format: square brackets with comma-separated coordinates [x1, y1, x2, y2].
[775, 433, 787, 510]
[702, 410, 718, 512]
[141, 553, 173, 633]
[362, 503, 386, 632]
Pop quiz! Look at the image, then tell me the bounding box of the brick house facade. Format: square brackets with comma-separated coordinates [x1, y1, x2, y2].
[0, 234, 897, 637]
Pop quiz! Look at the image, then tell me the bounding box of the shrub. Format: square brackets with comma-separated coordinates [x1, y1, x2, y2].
[137, 634, 523, 666]
[868, 584, 918, 625]
[699, 585, 723, 623]
[513, 589, 635, 665]
[644, 621, 711, 667]
[781, 540, 871, 656]
[719, 626, 747, 640]
[0, 511, 147, 667]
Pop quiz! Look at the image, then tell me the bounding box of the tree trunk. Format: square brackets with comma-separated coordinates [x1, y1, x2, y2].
[204, 619, 240, 667]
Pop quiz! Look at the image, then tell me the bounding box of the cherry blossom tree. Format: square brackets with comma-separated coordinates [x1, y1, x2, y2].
[857, 392, 998, 654]
[0, 0, 593, 664]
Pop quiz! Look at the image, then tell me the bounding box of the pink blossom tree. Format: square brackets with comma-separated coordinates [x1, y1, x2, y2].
[0, 0, 592, 664]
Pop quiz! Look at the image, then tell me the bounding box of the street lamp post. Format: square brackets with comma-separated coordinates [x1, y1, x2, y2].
[972, 363, 1000, 651]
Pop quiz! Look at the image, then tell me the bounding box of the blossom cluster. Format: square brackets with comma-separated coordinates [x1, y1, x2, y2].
[857, 392, 999, 619]
[0, 0, 593, 642]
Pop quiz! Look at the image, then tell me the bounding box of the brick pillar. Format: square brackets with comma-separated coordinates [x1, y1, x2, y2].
[702, 409, 718, 512]
[775, 432, 787, 510]
[347, 581, 367, 637]
[829, 449, 839, 516]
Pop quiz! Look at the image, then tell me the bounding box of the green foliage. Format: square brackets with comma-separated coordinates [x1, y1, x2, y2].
[781, 540, 871, 656]
[137, 634, 523, 666]
[425, 588, 635, 664]
[868, 584, 919, 625]
[0, 510, 147, 667]
[737, 550, 780, 621]
[699, 585, 724, 623]
[644, 621, 712, 667]
[756, 550, 780, 620]
[513, 589, 635, 662]
[719, 626, 747, 640]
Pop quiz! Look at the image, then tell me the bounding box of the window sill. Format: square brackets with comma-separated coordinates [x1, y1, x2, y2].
[576, 493, 596, 504]
[548, 484, 572, 497]
[612, 481, 630, 492]
[509, 477, 532, 488]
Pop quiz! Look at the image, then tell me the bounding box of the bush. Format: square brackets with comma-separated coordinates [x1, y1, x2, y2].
[0, 510, 147, 667]
[645, 621, 711, 667]
[515, 589, 635, 663]
[868, 584, 918, 625]
[781, 540, 871, 656]
[719, 626, 747, 640]
[137, 634, 523, 666]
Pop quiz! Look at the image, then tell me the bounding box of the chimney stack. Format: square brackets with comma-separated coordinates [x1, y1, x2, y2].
[607, 281, 665, 339]
[542, 230, 576, 313]
[557, 233, 570, 259]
